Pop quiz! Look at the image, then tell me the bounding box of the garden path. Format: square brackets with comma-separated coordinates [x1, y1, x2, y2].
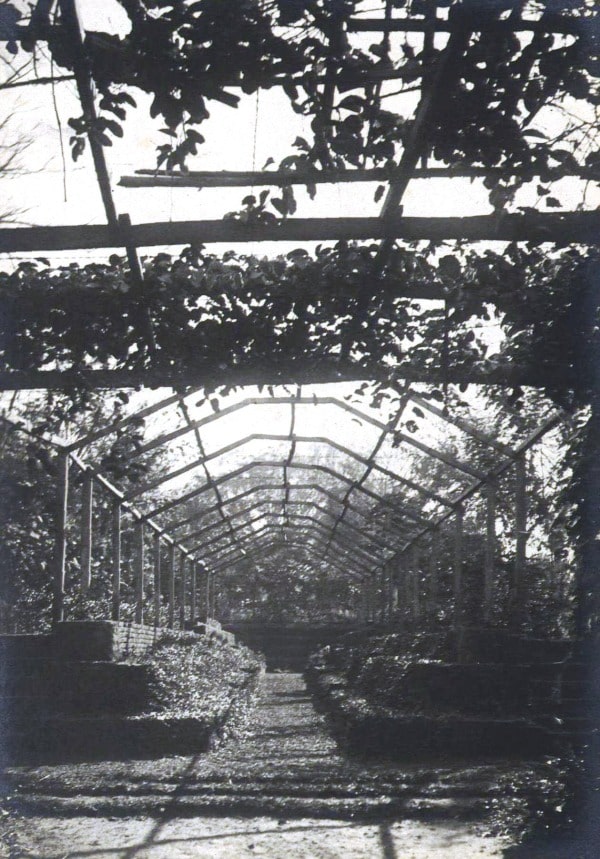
[3, 673, 540, 857]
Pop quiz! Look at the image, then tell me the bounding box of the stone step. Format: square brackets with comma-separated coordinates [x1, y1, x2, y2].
[9, 791, 489, 822]
[0, 659, 152, 715]
[1, 713, 216, 766]
[338, 711, 557, 759]
[0, 633, 54, 659]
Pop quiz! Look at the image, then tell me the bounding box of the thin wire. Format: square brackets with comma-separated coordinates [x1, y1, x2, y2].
[50, 56, 68, 203]
[251, 89, 260, 197]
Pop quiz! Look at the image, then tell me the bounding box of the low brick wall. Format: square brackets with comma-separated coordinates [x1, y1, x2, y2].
[54, 621, 168, 661]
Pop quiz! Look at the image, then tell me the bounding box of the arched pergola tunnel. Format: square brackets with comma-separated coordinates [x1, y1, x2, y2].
[11, 384, 562, 638]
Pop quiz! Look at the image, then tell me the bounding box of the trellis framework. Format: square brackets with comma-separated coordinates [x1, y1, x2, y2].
[2, 386, 563, 631]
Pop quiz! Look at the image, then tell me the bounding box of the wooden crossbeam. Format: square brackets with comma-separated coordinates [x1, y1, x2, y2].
[347, 16, 585, 35]
[1, 211, 598, 253]
[209, 536, 366, 581]
[0, 359, 564, 391]
[145, 458, 428, 527]
[186, 498, 402, 558]
[120, 165, 599, 189]
[124, 431, 454, 507]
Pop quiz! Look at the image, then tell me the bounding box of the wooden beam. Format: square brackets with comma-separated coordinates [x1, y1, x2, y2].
[190, 500, 396, 560]
[393, 412, 563, 559]
[80, 470, 93, 593]
[210, 537, 365, 581]
[1, 211, 598, 253]
[52, 451, 69, 625]
[125, 431, 453, 507]
[412, 543, 421, 621]
[190, 561, 197, 626]
[155, 459, 428, 530]
[179, 549, 186, 630]
[153, 531, 161, 627]
[0, 359, 566, 393]
[134, 520, 145, 624]
[111, 501, 121, 622]
[57, 0, 118, 227]
[484, 482, 496, 622]
[453, 504, 464, 626]
[513, 454, 528, 621]
[67, 389, 202, 452]
[408, 392, 515, 457]
[167, 543, 175, 629]
[120, 165, 600, 189]
[428, 527, 439, 617]
[347, 15, 584, 35]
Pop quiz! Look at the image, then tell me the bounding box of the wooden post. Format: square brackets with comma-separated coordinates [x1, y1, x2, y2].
[179, 550, 186, 630]
[484, 481, 497, 622]
[111, 501, 121, 621]
[204, 570, 210, 621]
[134, 520, 145, 624]
[168, 543, 175, 629]
[454, 505, 464, 625]
[404, 554, 413, 623]
[190, 561, 197, 627]
[429, 528, 439, 618]
[412, 543, 421, 621]
[52, 451, 70, 626]
[210, 571, 216, 618]
[390, 565, 398, 617]
[80, 470, 93, 593]
[513, 454, 528, 622]
[153, 532, 161, 627]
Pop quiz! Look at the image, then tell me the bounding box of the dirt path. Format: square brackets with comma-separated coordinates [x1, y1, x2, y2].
[2, 673, 548, 857]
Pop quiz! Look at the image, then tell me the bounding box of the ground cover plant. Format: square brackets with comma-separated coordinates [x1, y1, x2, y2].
[143, 631, 265, 738]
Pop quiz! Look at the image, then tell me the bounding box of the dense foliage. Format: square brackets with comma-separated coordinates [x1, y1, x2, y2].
[7, 0, 595, 206]
[1, 243, 598, 406]
[145, 631, 264, 730]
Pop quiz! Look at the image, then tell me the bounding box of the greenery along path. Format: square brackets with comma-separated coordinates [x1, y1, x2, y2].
[3, 674, 561, 857]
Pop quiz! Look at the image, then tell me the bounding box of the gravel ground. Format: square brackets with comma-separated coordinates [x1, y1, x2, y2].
[1, 673, 558, 858]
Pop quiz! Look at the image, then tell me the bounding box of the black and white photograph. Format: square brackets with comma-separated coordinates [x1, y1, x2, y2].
[0, 1, 598, 856]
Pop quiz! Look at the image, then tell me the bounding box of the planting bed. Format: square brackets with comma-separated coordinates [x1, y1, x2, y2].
[2, 631, 264, 764]
[305, 629, 577, 760]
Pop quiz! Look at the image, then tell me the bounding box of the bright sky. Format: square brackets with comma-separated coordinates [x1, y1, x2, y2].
[1, 0, 597, 266]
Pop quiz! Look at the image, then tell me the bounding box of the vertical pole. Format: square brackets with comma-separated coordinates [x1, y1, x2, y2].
[52, 451, 70, 626]
[111, 501, 121, 621]
[513, 454, 528, 623]
[404, 553, 413, 624]
[210, 570, 216, 618]
[484, 481, 497, 623]
[454, 504, 464, 625]
[80, 470, 93, 593]
[379, 566, 387, 623]
[179, 550, 186, 630]
[429, 527, 439, 619]
[412, 543, 421, 621]
[168, 543, 175, 629]
[134, 520, 145, 624]
[153, 532, 161, 627]
[190, 561, 197, 627]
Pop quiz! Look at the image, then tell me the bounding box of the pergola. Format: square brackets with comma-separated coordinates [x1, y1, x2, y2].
[3, 386, 562, 629]
[0, 1, 594, 629]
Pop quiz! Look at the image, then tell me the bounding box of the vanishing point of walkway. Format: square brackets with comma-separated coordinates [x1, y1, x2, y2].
[2, 674, 541, 857]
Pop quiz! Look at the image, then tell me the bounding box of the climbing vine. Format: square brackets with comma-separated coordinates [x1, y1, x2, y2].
[1, 242, 597, 406]
[1, 1, 596, 212]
